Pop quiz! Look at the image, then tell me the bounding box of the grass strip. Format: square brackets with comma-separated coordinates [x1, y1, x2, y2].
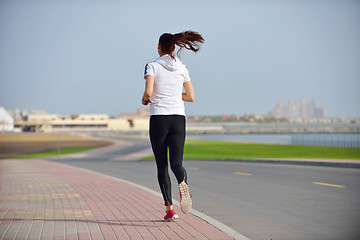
[144, 140, 360, 160]
[7, 146, 98, 159]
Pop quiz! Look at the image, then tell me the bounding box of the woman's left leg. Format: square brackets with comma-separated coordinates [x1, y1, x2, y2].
[149, 116, 173, 207]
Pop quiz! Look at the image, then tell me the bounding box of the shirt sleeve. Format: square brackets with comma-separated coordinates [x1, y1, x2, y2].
[144, 63, 155, 78]
[183, 67, 191, 83]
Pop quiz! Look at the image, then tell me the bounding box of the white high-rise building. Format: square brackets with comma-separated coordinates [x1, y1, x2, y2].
[269, 98, 327, 120]
[0, 106, 14, 132]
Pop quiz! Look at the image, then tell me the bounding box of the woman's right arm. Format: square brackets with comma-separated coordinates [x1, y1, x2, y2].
[142, 75, 154, 105]
[182, 81, 195, 102]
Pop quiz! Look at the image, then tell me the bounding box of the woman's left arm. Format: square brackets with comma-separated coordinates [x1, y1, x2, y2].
[142, 75, 154, 105]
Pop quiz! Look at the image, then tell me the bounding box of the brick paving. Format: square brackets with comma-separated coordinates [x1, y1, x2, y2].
[0, 159, 233, 240]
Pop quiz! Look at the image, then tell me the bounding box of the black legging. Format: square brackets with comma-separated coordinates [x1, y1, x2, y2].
[149, 115, 187, 206]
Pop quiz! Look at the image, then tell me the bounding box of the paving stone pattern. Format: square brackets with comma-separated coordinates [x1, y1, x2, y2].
[0, 159, 233, 240]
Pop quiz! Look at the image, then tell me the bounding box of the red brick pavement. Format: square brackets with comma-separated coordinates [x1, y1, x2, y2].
[0, 159, 234, 240]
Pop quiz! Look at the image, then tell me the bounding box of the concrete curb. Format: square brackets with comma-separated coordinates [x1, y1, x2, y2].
[184, 158, 360, 169]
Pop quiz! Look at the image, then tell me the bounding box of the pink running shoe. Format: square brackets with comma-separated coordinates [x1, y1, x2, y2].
[179, 180, 192, 214]
[164, 209, 179, 222]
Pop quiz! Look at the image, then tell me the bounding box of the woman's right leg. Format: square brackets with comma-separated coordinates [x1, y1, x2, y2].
[167, 115, 187, 184]
[167, 115, 192, 214]
[149, 116, 173, 206]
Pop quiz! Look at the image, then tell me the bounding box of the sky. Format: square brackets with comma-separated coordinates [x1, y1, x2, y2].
[0, 0, 359, 118]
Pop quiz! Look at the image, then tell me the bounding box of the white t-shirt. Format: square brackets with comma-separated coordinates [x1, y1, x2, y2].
[144, 54, 191, 116]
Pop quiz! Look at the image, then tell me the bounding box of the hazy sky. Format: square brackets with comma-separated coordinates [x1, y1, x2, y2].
[1, 0, 359, 118]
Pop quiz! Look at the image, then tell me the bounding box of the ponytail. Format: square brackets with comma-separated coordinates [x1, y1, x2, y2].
[159, 31, 204, 58]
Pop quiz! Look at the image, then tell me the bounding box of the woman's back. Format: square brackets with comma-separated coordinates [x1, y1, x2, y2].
[145, 55, 191, 116]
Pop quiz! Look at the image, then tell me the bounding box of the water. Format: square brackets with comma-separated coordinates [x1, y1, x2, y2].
[187, 133, 360, 148]
[291, 134, 360, 148]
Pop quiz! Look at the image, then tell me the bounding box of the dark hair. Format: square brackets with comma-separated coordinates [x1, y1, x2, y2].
[159, 31, 204, 58]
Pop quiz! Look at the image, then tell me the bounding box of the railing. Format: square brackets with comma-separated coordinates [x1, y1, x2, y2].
[291, 134, 360, 148]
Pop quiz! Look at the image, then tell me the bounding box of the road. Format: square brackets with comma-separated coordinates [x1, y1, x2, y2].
[52, 138, 360, 240]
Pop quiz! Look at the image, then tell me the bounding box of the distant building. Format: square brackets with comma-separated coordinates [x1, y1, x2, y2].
[0, 106, 14, 132]
[269, 98, 327, 120]
[117, 108, 150, 119]
[14, 109, 150, 133]
[23, 114, 109, 132]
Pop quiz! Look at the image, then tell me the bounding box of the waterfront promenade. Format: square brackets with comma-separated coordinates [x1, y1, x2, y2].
[1, 135, 359, 239]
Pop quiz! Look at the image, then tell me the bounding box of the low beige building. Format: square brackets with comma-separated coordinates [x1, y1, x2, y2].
[107, 118, 148, 131]
[19, 113, 149, 132]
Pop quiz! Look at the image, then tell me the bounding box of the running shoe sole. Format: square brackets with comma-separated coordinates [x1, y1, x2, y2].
[179, 181, 192, 214]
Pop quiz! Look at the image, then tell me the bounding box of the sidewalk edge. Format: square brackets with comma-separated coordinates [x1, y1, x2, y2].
[185, 158, 360, 168]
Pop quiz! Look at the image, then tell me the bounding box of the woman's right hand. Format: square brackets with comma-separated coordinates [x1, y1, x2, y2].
[182, 81, 195, 102]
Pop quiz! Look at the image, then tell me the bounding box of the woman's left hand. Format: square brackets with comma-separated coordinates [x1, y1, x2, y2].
[142, 98, 151, 106]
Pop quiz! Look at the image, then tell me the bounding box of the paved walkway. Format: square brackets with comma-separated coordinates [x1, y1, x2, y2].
[0, 159, 234, 240]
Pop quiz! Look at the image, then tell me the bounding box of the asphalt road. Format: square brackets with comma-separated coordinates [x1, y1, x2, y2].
[52, 138, 360, 240]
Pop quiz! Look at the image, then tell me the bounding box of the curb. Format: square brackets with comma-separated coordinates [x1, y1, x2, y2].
[184, 158, 360, 169]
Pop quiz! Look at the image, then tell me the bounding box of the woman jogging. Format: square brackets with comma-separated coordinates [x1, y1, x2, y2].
[142, 31, 204, 221]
